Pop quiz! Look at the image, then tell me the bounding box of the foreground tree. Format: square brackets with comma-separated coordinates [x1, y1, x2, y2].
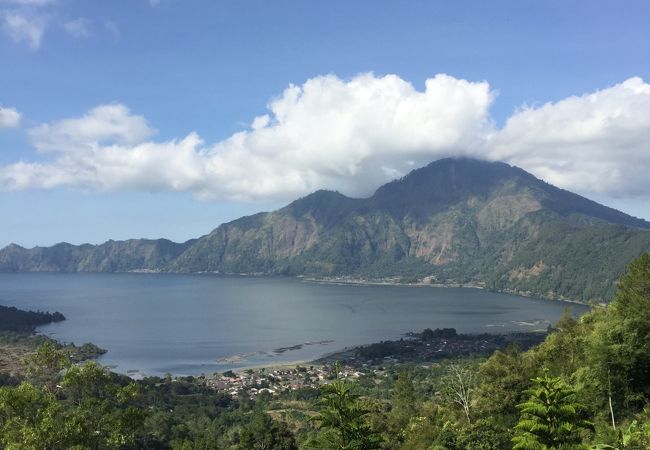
[444, 363, 475, 424]
[59, 362, 144, 448]
[591, 417, 650, 449]
[0, 382, 62, 450]
[476, 343, 535, 422]
[579, 253, 650, 431]
[312, 362, 380, 450]
[238, 410, 297, 450]
[513, 370, 593, 450]
[607, 253, 650, 409]
[390, 370, 417, 431]
[22, 340, 70, 392]
[0, 343, 144, 449]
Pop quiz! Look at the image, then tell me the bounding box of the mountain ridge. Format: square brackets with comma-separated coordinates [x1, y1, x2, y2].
[2, 158, 649, 303]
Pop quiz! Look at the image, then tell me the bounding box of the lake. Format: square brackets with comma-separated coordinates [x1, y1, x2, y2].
[0, 273, 589, 377]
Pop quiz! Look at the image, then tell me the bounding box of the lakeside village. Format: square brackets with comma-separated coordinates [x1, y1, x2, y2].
[203, 327, 547, 398]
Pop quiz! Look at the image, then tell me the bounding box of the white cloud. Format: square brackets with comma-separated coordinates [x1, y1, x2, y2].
[0, 74, 649, 202]
[488, 77, 650, 197]
[0, 73, 495, 199]
[0, 133, 205, 191]
[28, 104, 156, 153]
[1, 11, 44, 49]
[205, 73, 494, 198]
[63, 17, 90, 38]
[1, 1, 95, 48]
[0, 106, 21, 129]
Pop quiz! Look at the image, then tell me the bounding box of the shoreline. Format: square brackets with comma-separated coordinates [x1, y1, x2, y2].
[201, 329, 550, 398]
[300, 276, 486, 290]
[299, 275, 593, 306]
[5, 270, 596, 305]
[110, 327, 550, 379]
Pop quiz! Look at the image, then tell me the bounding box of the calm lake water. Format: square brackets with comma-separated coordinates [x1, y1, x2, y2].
[0, 273, 588, 377]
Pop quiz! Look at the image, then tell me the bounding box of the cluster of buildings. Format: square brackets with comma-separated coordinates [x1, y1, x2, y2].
[204, 364, 365, 397]
[202, 331, 545, 398]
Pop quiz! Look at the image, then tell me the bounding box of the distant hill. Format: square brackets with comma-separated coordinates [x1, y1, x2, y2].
[2, 158, 649, 303]
[0, 238, 195, 273]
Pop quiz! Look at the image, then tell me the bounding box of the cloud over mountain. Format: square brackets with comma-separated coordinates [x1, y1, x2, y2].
[0, 74, 649, 200]
[489, 77, 650, 198]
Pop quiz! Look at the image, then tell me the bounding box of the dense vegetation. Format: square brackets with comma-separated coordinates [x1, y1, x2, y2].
[0, 305, 65, 332]
[1, 253, 649, 449]
[2, 159, 650, 303]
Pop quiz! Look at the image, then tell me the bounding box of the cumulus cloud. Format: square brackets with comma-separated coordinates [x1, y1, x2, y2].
[206, 73, 494, 197]
[488, 77, 650, 197]
[0, 106, 21, 129]
[1, 11, 44, 48]
[63, 17, 90, 38]
[0, 133, 205, 192]
[0, 73, 495, 199]
[28, 104, 156, 152]
[0, 74, 649, 201]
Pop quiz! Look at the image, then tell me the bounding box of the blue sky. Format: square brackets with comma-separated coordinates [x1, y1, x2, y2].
[1, 0, 649, 247]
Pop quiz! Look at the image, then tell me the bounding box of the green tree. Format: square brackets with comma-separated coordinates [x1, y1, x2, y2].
[476, 343, 535, 421]
[611, 253, 650, 319]
[1, 343, 144, 450]
[0, 382, 62, 450]
[456, 418, 513, 450]
[312, 362, 380, 450]
[578, 253, 650, 429]
[59, 362, 144, 449]
[390, 370, 417, 432]
[513, 370, 593, 450]
[22, 341, 71, 392]
[608, 253, 650, 406]
[541, 309, 586, 376]
[238, 410, 297, 450]
[591, 418, 650, 449]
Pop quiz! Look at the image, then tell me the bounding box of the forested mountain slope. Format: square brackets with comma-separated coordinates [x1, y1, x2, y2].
[2, 158, 649, 303]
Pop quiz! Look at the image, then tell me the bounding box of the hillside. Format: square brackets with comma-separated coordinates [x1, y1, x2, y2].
[0, 239, 194, 273]
[2, 158, 649, 303]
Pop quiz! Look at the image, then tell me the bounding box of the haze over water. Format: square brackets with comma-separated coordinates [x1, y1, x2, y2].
[0, 273, 588, 377]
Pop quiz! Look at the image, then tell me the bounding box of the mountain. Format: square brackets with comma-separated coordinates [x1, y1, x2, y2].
[0, 239, 194, 273]
[2, 158, 649, 303]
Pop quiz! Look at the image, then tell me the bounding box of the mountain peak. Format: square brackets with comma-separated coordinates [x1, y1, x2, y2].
[369, 158, 650, 229]
[369, 158, 521, 219]
[283, 189, 359, 224]
[2, 243, 25, 251]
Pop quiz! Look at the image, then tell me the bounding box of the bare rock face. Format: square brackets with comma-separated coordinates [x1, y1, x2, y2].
[2, 158, 649, 303]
